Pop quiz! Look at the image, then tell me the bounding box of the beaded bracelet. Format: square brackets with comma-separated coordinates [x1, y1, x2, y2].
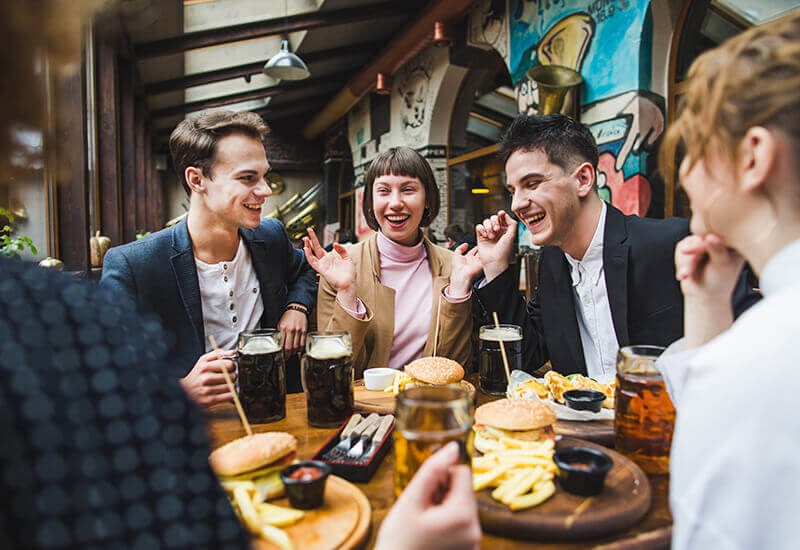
[286, 304, 309, 316]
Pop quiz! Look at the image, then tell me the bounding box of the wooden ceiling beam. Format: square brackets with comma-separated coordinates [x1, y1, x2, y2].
[144, 41, 380, 96]
[135, 2, 410, 59]
[151, 76, 345, 119]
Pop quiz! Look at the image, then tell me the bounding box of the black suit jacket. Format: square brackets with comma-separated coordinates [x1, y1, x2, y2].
[475, 205, 760, 375]
[100, 218, 316, 376]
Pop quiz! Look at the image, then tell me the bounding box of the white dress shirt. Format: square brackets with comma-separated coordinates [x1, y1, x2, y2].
[564, 202, 618, 380]
[657, 237, 800, 550]
[196, 238, 263, 352]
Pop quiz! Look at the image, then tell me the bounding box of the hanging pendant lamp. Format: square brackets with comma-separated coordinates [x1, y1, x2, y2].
[263, 38, 310, 80]
[263, 0, 310, 81]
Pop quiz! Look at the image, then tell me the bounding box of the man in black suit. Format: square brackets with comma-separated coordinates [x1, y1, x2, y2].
[472, 114, 757, 377]
[101, 111, 316, 406]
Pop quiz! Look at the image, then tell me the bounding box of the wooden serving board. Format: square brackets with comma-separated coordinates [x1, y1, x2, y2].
[554, 419, 615, 448]
[256, 475, 371, 550]
[477, 438, 651, 541]
[353, 379, 477, 414]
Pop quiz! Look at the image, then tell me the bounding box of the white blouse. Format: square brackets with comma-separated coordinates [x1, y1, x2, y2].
[657, 237, 800, 550]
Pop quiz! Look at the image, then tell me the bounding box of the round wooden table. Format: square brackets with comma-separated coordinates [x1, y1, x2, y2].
[205, 393, 673, 550]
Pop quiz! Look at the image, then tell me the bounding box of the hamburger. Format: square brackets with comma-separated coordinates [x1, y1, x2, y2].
[209, 432, 297, 500]
[404, 356, 464, 386]
[473, 398, 556, 454]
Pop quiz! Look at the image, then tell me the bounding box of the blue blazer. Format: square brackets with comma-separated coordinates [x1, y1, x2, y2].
[100, 218, 316, 376]
[475, 205, 761, 375]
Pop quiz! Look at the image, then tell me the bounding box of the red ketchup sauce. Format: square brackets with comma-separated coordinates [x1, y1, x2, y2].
[288, 466, 323, 482]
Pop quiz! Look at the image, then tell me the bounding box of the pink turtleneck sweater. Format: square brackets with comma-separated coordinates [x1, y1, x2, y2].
[340, 231, 468, 370]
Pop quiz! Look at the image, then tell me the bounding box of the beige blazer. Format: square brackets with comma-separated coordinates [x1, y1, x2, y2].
[316, 234, 473, 378]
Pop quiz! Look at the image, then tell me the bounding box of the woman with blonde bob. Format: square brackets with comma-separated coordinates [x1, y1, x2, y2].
[657, 12, 800, 549]
[304, 147, 480, 377]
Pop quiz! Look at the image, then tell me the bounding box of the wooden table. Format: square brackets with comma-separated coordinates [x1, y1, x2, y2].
[205, 393, 672, 550]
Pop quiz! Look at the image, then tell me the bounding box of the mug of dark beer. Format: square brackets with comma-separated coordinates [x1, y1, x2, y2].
[232, 329, 286, 423]
[478, 324, 522, 395]
[301, 331, 355, 428]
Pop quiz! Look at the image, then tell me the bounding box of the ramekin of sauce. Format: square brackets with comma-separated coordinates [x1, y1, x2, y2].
[279, 461, 332, 509]
[553, 447, 613, 496]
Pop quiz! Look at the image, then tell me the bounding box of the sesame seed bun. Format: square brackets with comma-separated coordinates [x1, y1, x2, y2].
[209, 432, 297, 476]
[405, 356, 464, 385]
[474, 398, 556, 431]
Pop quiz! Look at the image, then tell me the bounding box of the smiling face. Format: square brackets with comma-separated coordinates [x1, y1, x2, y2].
[195, 133, 272, 230]
[505, 148, 583, 248]
[372, 173, 427, 246]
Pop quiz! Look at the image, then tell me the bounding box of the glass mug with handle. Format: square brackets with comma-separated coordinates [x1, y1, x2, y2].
[479, 324, 522, 395]
[301, 331, 355, 428]
[614, 345, 675, 474]
[394, 385, 474, 498]
[223, 329, 286, 424]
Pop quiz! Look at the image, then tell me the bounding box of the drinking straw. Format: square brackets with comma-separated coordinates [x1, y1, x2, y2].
[433, 294, 442, 356]
[208, 335, 253, 437]
[492, 312, 512, 384]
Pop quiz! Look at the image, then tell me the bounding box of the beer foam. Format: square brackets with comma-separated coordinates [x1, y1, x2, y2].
[480, 327, 522, 342]
[240, 336, 281, 355]
[308, 338, 350, 359]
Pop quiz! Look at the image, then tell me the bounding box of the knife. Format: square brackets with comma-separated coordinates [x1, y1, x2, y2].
[359, 414, 395, 460]
[346, 414, 381, 458]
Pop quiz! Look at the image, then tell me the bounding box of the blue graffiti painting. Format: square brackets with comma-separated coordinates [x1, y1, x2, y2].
[510, 0, 651, 103]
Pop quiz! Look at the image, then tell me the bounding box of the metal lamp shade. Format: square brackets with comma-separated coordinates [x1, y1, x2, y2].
[263, 39, 310, 80]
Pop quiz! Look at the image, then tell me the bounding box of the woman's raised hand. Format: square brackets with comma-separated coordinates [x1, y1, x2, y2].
[303, 228, 358, 303]
[449, 244, 482, 298]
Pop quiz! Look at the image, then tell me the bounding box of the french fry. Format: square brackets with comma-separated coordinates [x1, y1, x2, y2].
[499, 468, 544, 505]
[256, 502, 304, 527]
[260, 524, 295, 550]
[491, 468, 532, 501]
[233, 486, 261, 533]
[473, 463, 512, 491]
[221, 480, 256, 493]
[510, 480, 556, 511]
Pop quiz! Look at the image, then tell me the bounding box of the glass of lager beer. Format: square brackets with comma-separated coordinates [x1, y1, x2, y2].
[394, 386, 474, 498]
[614, 345, 675, 475]
[236, 329, 286, 423]
[479, 324, 522, 395]
[302, 331, 354, 428]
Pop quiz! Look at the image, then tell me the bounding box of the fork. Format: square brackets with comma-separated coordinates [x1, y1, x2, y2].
[347, 415, 382, 458]
[326, 413, 379, 460]
[322, 413, 363, 460]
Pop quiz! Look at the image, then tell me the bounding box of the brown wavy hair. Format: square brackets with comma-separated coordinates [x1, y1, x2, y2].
[660, 12, 800, 189]
[169, 110, 270, 195]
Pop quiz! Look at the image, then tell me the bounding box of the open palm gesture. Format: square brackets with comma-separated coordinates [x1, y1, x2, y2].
[303, 228, 357, 293]
[449, 244, 483, 296]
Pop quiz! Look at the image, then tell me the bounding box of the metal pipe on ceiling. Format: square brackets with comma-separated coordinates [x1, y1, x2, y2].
[301, 0, 479, 140]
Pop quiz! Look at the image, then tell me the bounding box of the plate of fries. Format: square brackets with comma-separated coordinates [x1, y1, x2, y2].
[223, 475, 372, 550]
[508, 371, 615, 421]
[473, 438, 557, 511]
[473, 438, 653, 541]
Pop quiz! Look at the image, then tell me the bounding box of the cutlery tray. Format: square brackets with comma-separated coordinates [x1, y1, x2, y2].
[313, 411, 394, 483]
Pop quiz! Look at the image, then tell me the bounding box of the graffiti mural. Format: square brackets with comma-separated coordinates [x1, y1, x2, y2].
[509, 0, 663, 216]
[395, 51, 435, 147]
[468, 0, 510, 60]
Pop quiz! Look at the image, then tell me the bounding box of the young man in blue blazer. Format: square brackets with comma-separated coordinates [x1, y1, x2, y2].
[101, 111, 316, 407]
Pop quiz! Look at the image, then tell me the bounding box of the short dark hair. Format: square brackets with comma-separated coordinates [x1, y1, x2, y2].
[444, 224, 463, 241]
[169, 110, 270, 194]
[362, 147, 440, 231]
[500, 114, 598, 172]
